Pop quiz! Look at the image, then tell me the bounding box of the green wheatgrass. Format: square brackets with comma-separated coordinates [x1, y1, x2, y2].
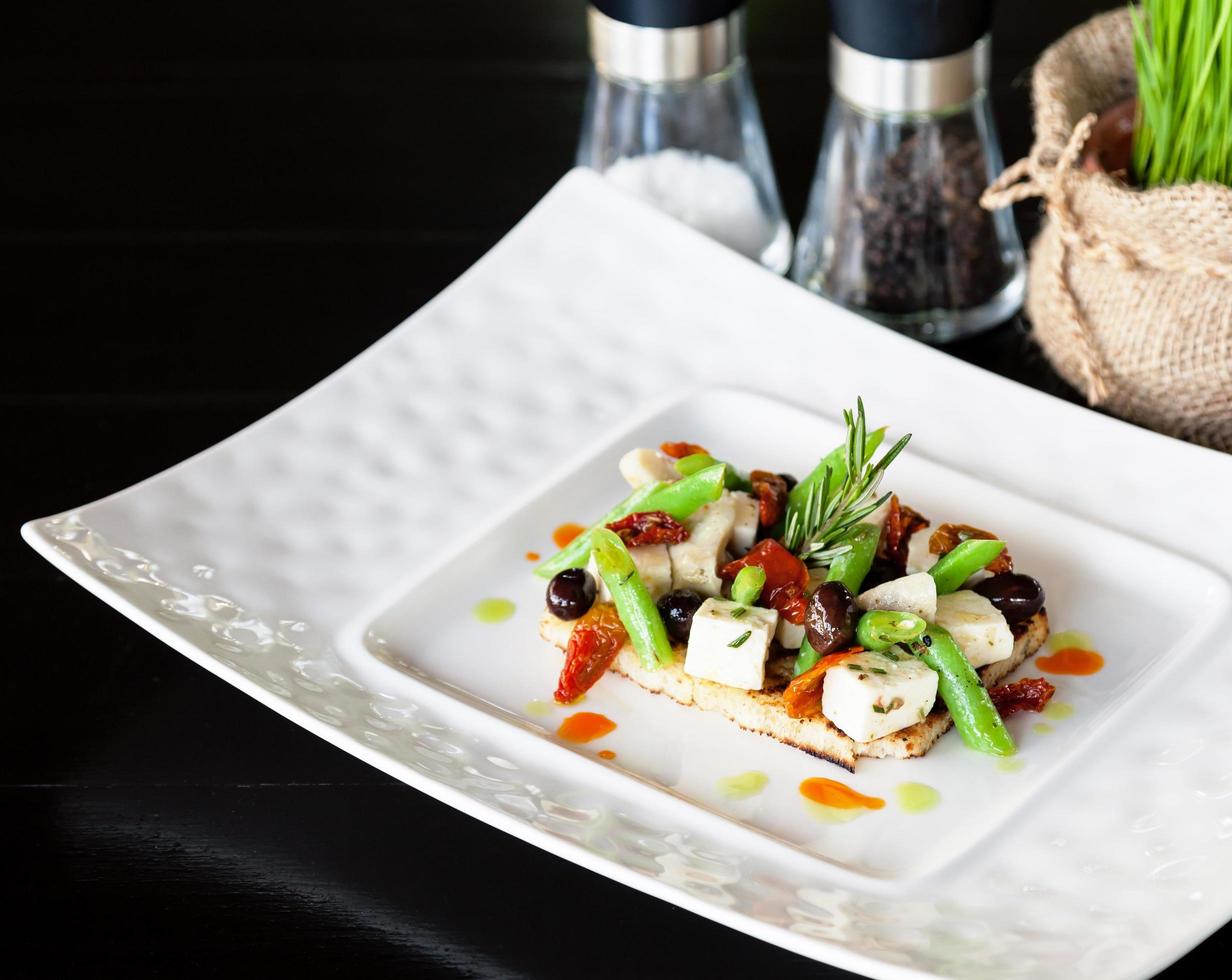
[473, 597, 516, 623]
[1048, 630, 1094, 652]
[895, 782, 941, 814]
[717, 771, 769, 800]
[1043, 701, 1075, 721]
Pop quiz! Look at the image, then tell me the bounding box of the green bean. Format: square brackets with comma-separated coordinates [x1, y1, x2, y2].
[907, 626, 1015, 757]
[855, 610, 926, 651]
[637, 463, 727, 519]
[534, 481, 663, 578]
[675, 453, 751, 492]
[793, 636, 822, 676]
[590, 528, 674, 670]
[824, 523, 880, 595]
[928, 539, 1007, 594]
[730, 566, 766, 606]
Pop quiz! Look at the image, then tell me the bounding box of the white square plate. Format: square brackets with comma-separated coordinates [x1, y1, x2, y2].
[346, 386, 1229, 884]
[24, 169, 1232, 979]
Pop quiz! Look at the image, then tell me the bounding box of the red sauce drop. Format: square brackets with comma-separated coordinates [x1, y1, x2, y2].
[597, 750, 617, 760]
[525, 551, 541, 561]
[799, 777, 885, 811]
[552, 523, 586, 549]
[557, 711, 616, 743]
[1037, 647, 1105, 675]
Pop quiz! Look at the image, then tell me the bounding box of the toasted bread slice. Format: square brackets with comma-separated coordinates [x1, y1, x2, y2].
[540, 607, 1049, 771]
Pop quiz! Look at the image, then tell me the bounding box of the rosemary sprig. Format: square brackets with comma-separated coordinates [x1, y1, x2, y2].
[783, 399, 911, 568]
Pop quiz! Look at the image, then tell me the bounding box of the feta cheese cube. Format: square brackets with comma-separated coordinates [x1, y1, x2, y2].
[729, 490, 759, 556]
[904, 528, 939, 574]
[683, 598, 778, 690]
[821, 651, 938, 742]
[669, 494, 737, 597]
[857, 572, 937, 622]
[618, 448, 679, 488]
[776, 616, 806, 650]
[932, 590, 1013, 668]
[589, 543, 672, 603]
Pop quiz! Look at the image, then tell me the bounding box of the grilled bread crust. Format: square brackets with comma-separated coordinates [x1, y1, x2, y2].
[539, 608, 1050, 771]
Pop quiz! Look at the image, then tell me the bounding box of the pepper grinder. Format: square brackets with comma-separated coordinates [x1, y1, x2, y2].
[793, 0, 1026, 341]
[577, 0, 792, 273]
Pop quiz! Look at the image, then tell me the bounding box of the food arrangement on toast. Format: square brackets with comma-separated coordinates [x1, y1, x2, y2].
[537, 401, 1054, 771]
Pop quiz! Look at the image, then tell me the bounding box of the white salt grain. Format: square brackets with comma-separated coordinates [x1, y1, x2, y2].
[602, 149, 776, 261]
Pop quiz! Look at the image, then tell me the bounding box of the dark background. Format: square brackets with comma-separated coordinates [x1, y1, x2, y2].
[4, 1, 1225, 976]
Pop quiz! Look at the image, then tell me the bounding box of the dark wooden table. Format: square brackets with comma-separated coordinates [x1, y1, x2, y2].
[5, 2, 1225, 976]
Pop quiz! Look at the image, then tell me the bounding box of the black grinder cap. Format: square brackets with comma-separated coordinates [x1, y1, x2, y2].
[592, 0, 744, 29]
[829, 0, 994, 60]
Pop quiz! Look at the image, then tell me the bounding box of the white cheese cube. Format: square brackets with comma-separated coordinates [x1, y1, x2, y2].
[821, 651, 938, 742]
[618, 448, 679, 488]
[858, 572, 937, 622]
[776, 616, 806, 650]
[589, 543, 672, 603]
[669, 494, 737, 597]
[904, 528, 939, 574]
[932, 590, 1013, 668]
[729, 490, 759, 556]
[683, 598, 778, 691]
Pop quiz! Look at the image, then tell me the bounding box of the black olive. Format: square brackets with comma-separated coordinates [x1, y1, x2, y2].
[804, 582, 858, 657]
[778, 473, 798, 492]
[973, 573, 1045, 624]
[657, 589, 704, 645]
[546, 568, 596, 621]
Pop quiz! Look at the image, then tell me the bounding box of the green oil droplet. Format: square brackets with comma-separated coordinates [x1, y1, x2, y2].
[717, 771, 769, 800]
[997, 758, 1026, 773]
[1033, 722, 1054, 735]
[895, 782, 941, 814]
[804, 801, 866, 824]
[1048, 630, 1094, 652]
[1043, 701, 1074, 720]
[473, 598, 515, 623]
[525, 699, 554, 718]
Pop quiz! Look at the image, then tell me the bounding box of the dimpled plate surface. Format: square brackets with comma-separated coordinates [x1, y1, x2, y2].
[23, 169, 1232, 979]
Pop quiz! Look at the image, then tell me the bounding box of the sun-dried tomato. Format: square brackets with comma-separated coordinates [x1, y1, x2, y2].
[988, 677, 1056, 718]
[659, 441, 708, 459]
[720, 539, 810, 625]
[929, 523, 1014, 574]
[605, 510, 689, 547]
[782, 647, 866, 719]
[878, 495, 930, 572]
[749, 470, 789, 527]
[555, 604, 628, 705]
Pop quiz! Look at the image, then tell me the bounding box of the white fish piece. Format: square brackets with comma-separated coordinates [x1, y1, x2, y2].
[821, 649, 938, 742]
[729, 490, 759, 556]
[857, 571, 938, 622]
[618, 448, 680, 488]
[683, 598, 778, 691]
[669, 494, 737, 597]
[932, 589, 1014, 667]
[589, 544, 672, 602]
[905, 527, 939, 574]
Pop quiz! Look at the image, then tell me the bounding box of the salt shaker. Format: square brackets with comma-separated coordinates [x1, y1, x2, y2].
[793, 0, 1026, 341]
[577, 0, 792, 273]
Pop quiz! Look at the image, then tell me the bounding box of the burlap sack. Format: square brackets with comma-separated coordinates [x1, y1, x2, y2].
[982, 8, 1232, 452]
